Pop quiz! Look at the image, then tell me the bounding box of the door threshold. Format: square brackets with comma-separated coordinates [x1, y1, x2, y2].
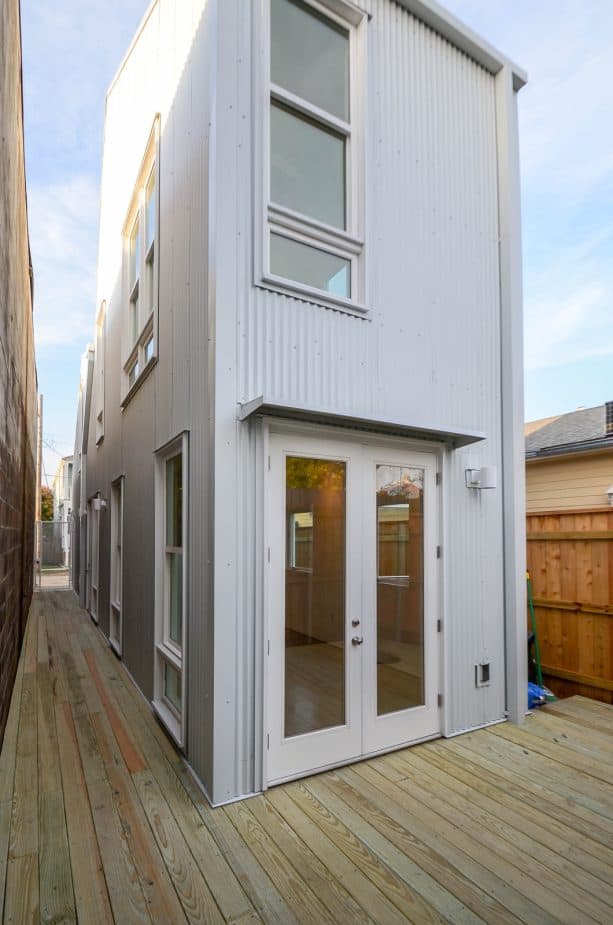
[266, 731, 441, 789]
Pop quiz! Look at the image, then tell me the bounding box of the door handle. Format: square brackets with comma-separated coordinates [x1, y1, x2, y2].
[351, 636, 364, 646]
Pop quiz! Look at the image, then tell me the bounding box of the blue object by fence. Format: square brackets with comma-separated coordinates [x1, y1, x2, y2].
[528, 682, 548, 708]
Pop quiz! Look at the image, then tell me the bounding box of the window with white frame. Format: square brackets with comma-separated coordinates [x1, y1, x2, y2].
[123, 119, 159, 401]
[154, 435, 187, 745]
[261, 0, 366, 309]
[109, 478, 124, 654]
[94, 302, 106, 444]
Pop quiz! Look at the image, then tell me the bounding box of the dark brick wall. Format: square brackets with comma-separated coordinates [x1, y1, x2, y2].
[0, 0, 37, 747]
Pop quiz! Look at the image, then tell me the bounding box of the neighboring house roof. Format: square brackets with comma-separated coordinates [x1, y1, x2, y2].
[524, 414, 560, 437]
[525, 403, 613, 459]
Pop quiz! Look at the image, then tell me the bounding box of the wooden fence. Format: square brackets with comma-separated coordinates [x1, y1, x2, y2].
[526, 507, 613, 704]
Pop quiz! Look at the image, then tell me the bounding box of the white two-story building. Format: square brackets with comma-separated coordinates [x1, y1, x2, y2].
[74, 0, 527, 806]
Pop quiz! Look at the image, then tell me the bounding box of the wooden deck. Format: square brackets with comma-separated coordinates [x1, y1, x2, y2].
[1, 592, 613, 924]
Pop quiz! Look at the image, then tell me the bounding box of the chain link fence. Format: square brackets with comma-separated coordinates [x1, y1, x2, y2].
[35, 520, 72, 589]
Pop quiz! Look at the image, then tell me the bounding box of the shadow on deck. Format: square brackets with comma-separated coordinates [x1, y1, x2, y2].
[1, 590, 612, 923]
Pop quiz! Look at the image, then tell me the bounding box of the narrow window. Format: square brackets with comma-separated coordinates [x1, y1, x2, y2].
[94, 302, 106, 444]
[165, 453, 183, 648]
[122, 120, 159, 401]
[129, 217, 140, 344]
[154, 434, 188, 744]
[264, 0, 364, 307]
[110, 478, 124, 654]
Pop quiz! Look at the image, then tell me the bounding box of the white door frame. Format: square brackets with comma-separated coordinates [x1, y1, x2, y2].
[266, 432, 363, 784]
[361, 443, 440, 753]
[264, 424, 442, 787]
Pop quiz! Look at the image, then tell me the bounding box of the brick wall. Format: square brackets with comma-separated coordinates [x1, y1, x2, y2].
[0, 0, 37, 746]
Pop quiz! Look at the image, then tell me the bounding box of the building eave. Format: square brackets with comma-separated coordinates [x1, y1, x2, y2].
[526, 437, 613, 462]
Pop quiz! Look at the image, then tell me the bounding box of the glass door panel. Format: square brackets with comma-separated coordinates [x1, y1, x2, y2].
[285, 456, 346, 738]
[376, 466, 424, 715]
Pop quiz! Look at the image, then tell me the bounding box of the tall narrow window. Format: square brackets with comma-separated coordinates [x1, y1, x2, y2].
[263, 0, 365, 307]
[129, 217, 140, 343]
[94, 302, 106, 444]
[122, 118, 159, 402]
[110, 478, 124, 654]
[154, 434, 188, 745]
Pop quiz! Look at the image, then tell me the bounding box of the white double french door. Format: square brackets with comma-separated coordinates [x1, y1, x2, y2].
[266, 431, 441, 786]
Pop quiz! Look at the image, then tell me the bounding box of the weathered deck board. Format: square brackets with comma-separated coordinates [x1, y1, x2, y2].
[1, 589, 613, 924]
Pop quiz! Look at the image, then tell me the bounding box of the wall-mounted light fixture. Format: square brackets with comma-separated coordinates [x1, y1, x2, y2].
[92, 497, 107, 511]
[465, 466, 497, 490]
[607, 485, 613, 506]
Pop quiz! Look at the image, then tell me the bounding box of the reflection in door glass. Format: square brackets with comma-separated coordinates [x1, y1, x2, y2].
[285, 457, 346, 738]
[376, 466, 424, 715]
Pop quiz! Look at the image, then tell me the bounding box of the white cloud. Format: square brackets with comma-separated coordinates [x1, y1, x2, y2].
[29, 174, 100, 348]
[525, 283, 613, 371]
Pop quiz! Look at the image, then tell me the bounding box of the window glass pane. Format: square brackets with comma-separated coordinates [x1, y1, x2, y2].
[130, 218, 140, 287]
[285, 457, 346, 738]
[288, 511, 313, 570]
[130, 293, 139, 343]
[128, 359, 139, 388]
[164, 662, 182, 713]
[168, 551, 183, 646]
[146, 250, 155, 314]
[271, 103, 345, 228]
[144, 336, 154, 364]
[165, 453, 183, 547]
[376, 467, 425, 716]
[271, 0, 349, 121]
[271, 234, 350, 298]
[146, 171, 155, 250]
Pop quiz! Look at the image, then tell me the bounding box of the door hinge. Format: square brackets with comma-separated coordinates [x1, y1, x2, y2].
[267, 455, 271, 471]
[437, 619, 442, 633]
[436, 545, 441, 559]
[266, 733, 270, 750]
[267, 546, 270, 563]
[436, 472, 441, 486]
[267, 639, 270, 655]
[437, 693, 443, 708]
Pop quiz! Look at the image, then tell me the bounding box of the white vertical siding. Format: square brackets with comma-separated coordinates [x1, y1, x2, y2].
[88, 0, 216, 784]
[223, 0, 506, 784]
[90, 0, 520, 805]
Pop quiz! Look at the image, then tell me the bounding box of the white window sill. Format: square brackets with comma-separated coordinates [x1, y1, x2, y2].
[256, 274, 369, 318]
[152, 699, 183, 748]
[156, 641, 182, 670]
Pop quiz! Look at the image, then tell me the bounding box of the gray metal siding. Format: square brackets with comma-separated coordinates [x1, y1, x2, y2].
[85, 0, 522, 805]
[211, 0, 509, 800]
[85, 0, 215, 790]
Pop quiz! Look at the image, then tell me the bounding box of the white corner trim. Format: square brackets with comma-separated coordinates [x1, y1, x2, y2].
[495, 66, 527, 725]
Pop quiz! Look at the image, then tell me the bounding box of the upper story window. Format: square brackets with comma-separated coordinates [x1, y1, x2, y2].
[94, 301, 105, 444]
[122, 117, 160, 404]
[259, 0, 366, 312]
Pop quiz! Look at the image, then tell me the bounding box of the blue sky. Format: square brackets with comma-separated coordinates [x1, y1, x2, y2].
[21, 0, 613, 484]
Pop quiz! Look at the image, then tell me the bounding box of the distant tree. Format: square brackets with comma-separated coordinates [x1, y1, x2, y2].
[41, 486, 54, 521]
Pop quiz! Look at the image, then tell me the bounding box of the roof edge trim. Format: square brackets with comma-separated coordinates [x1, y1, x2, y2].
[397, 0, 527, 89]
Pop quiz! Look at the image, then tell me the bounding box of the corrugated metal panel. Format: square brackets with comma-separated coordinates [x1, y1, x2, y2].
[86, 0, 516, 804]
[230, 0, 506, 749]
[84, 0, 216, 786]
[185, 0, 215, 794]
[239, 289, 378, 416]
